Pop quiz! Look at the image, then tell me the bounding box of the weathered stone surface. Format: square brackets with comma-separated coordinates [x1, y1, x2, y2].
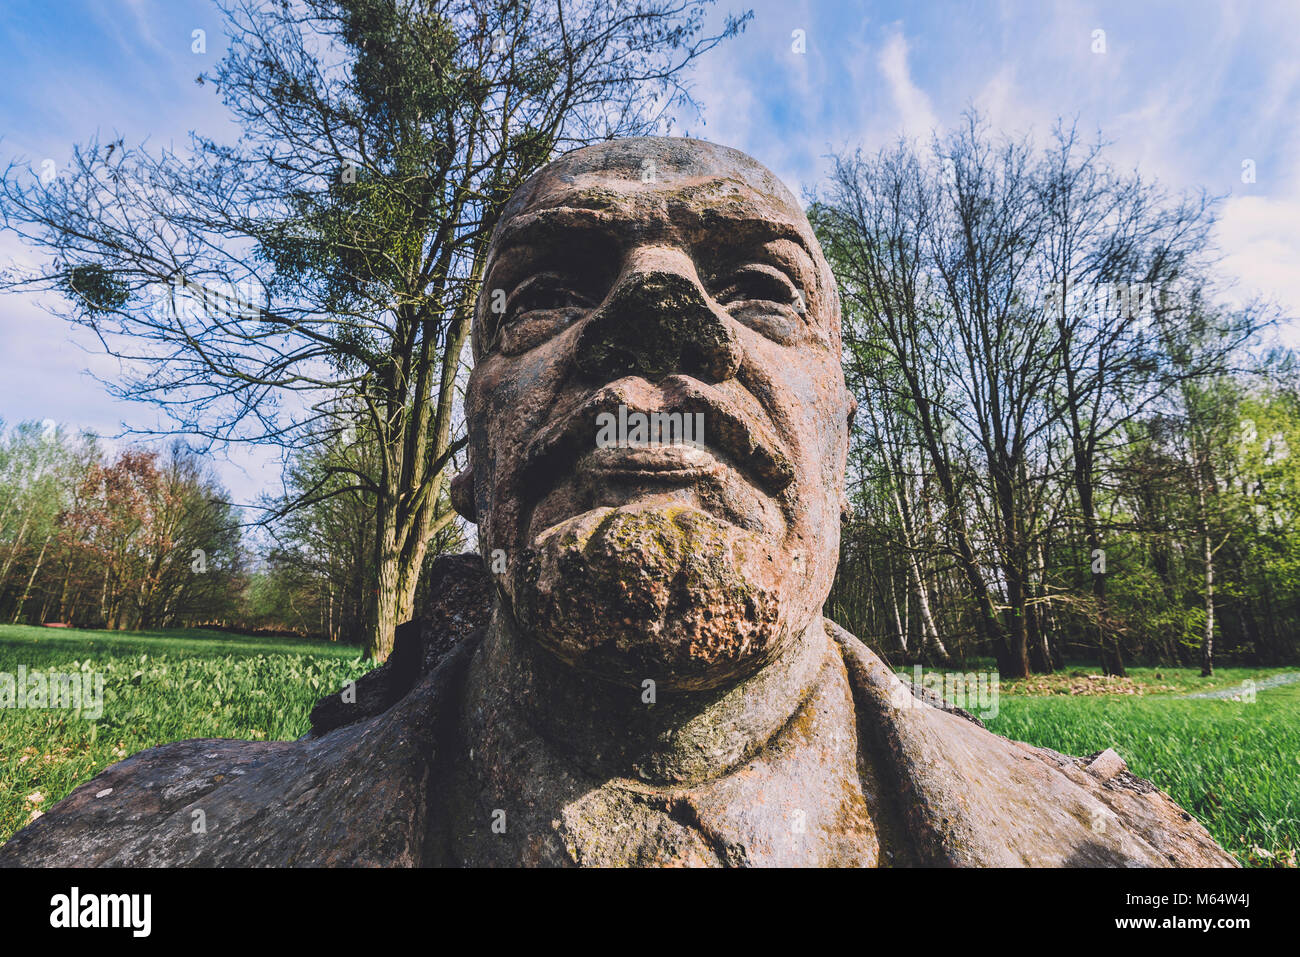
[307, 553, 492, 737]
[1085, 747, 1128, 782]
[0, 137, 1236, 867]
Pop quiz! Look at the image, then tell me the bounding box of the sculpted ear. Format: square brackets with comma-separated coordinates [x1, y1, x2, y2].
[451, 466, 477, 524]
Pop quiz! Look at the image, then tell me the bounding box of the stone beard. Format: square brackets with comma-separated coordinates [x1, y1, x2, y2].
[462, 137, 852, 695]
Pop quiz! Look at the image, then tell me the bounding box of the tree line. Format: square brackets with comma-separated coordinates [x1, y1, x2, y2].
[0, 422, 242, 629]
[813, 115, 1298, 678]
[0, 417, 468, 640]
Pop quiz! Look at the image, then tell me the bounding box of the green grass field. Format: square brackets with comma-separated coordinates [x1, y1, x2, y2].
[0, 623, 372, 845]
[911, 663, 1300, 867]
[987, 685, 1300, 868]
[1, 624, 1296, 866]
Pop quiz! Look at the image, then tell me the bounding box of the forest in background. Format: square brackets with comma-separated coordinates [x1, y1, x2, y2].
[817, 118, 1300, 678]
[0, 419, 464, 641]
[0, 425, 241, 631]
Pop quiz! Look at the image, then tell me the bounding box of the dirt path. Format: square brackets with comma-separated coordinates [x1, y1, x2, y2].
[1178, 672, 1300, 699]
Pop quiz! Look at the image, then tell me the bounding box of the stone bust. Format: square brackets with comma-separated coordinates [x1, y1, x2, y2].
[0, 138, 1235, 868]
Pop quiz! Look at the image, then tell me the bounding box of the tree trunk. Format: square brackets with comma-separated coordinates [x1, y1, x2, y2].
[1188, 409, 1217, 678]
[893, 479, 948, 661]
[57, 558, 75, 622]
[1200, 523, 1215, 677]
[0, 514, 29, 595]
[369, 506, 403, 661]
[992, 462, 1031, 679]
[11, 532, 52, 624]
[923, 428, 1013, 671]
[888, 566, 908, 655]
[1080, 483, 1125, 676]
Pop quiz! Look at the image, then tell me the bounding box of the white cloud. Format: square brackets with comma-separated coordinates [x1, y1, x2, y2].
[1216, 194, 1300, 331]
[878, 28, 938, 141]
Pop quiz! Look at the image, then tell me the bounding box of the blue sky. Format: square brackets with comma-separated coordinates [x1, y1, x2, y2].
[2, 0, 1299, 507]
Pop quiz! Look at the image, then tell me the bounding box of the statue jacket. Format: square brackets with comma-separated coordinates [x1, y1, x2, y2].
[0, 555, 1236, 868]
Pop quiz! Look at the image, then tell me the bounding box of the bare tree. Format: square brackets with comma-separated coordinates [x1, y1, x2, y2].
[813, 114, 1254, 678]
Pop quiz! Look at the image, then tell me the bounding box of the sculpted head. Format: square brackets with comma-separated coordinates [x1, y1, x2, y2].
[458, 137, 852, 692]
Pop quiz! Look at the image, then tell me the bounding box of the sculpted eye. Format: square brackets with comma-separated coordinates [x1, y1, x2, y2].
[491, 273, 594, 355]
[713, 264, 807, 342]
[509, 274, 593, 315]
[716, 264, 802, 308]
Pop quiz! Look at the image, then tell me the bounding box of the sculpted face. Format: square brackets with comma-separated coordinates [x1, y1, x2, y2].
[462, 137, 852, 691]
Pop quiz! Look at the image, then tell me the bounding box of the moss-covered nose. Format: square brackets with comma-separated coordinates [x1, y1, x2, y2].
[575, 270, 742, 383]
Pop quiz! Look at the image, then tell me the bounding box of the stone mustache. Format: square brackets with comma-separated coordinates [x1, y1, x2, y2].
[0, 138, 1236, 867]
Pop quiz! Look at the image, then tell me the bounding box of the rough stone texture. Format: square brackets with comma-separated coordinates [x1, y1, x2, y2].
[0, 137, 1237, 867]
[1084, 747, 1129, 782]
[307, 553, 492, 737]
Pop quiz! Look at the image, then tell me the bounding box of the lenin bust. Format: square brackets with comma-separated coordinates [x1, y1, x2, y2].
[0, 138, 1236, 868]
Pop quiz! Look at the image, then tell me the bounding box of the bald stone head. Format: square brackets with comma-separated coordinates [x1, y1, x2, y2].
[459, 137, 853, 692]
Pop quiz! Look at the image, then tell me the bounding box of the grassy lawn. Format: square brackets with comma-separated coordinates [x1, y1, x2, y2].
[998, 664, 1297, 698]
[3, 623, 1295, 868]
[907, 662, 1300, 867]
[0, 623, 372, 845]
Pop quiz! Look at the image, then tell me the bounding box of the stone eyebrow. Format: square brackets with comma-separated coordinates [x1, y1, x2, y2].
[491, 202, 819, 268]
[491, 207, 619, 259]
[688, 216, 818, 269]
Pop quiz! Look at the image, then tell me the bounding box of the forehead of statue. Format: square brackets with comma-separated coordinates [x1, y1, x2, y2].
[489, 138, 814, 256]
[504, 136, 804, 213]
[488, 178, 821, 291]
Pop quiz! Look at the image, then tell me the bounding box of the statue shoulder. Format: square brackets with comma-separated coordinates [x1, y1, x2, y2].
[822, 616, 1237, 868]
[823, 618, 984, 726]
[308, 552, 493, 737]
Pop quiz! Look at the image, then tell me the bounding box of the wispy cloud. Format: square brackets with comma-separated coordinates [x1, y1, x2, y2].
[877, 27, 937, 141]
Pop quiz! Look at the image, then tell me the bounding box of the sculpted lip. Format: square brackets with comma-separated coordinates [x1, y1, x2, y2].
[580, 443, 721, 482]
[520, 376, 796, 497]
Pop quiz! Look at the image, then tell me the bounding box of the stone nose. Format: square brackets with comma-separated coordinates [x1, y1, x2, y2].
[574, 247, 742, 383]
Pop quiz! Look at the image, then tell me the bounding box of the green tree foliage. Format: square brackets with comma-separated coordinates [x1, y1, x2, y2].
[813, 116, 1292, 675]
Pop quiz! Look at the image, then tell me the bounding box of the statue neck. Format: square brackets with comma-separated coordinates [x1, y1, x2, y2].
[474, 610, 830, 786]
